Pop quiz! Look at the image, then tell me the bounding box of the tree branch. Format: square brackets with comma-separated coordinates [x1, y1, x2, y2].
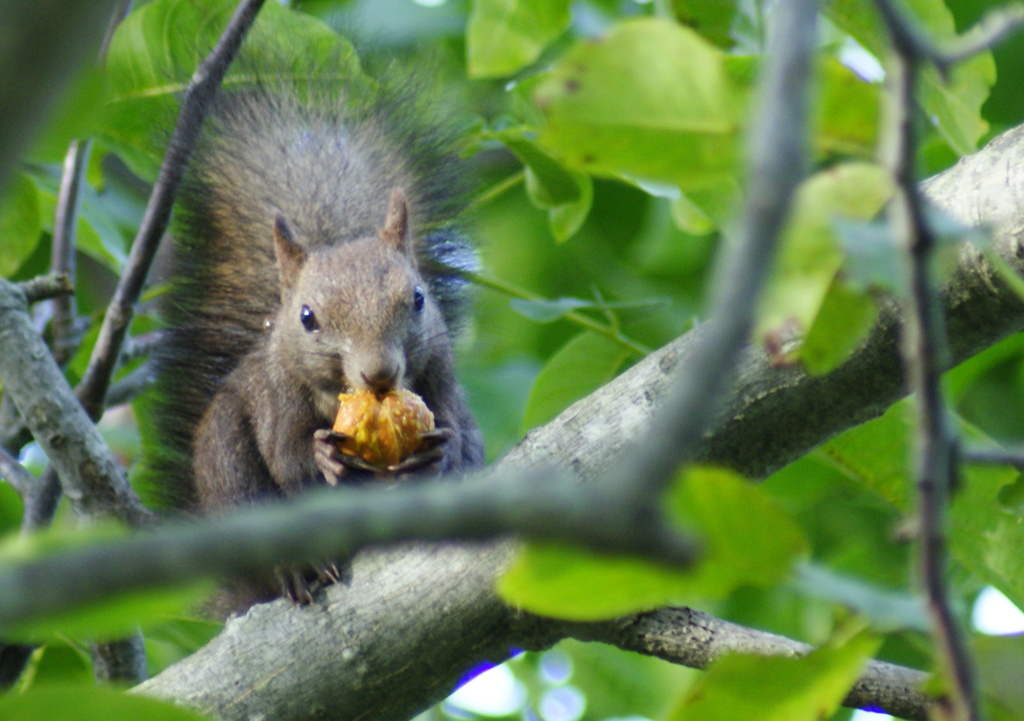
[75, 0, 267, 421]
[125, 118, 1024, 721]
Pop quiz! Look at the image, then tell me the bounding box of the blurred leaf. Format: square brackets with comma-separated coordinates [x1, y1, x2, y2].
[975, 634, 1024, 720]
[8, 581, 212, 642]
[533, 18, 741, 192]
[510, 297, 591, 323]
[102, 0, 373, 179]
[758, 163, 892, 360]
[835, 216, 902, 293]
[521, 331, 629, 431]
[0, 684, 207, 721]
[467, 0, 572, 78]
[793, 563, 927, 632]
[29, 166, 129, 273]
[800, 277, 878, 375]
[28, 70, 106, 165]
[669, 0, 740, 48]
[821, 402, 1024, 613]
[825, 0, 994, 154]
[665, 631, 880, 721]
[498, 467, 807, 620]
[0, 174, 42, 277]
[496, 130, 594, 241]
[815, 56, 879, 158]
[671, 193, 716, 235]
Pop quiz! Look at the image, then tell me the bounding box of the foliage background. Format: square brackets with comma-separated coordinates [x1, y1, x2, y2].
[3, 0, 1024, 720]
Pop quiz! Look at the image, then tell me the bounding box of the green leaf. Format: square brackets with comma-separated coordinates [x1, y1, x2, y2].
[757, 163, 892, 361]
[520, 331, 629, 432]
[975, 634, 1024, 720]
[510, 297, 590, 323]
[799, 276, 878, 375]
[669, 0, 741, 48]
[0, 174, 42, 278]
[8, 581, 212, 642]
[665, 466, 809, 590]
[498, 467, 807, 620]
[28, 166, 129, 273]
[102, 0, 373, 178]
[532, 18, 741, 192]
[665, 631, 880, 721]
[825, 0, 994, 154]
[496, 130, 594, 241]
[671, 193, 716, 236]
[815, 56, 880, 158]
[820, 402, 1024, 614]
[467, 0, 572, 78]
[0, 684, 208, 721]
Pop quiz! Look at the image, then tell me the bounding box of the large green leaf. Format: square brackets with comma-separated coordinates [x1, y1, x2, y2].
[820, 401, 1024, 611]
[495, 130, 594, 241]
[467, 0, 572, 78]
[101, 0, 373, 179]
[520, 331, 629, 433]
[665, 631, 880, 721]
[757, 162, 892, 369]
[532, 18, 741, 192]
[498, 467, 807, 620]
[825, 0, 994, 155]
[0, 174, 42, 278]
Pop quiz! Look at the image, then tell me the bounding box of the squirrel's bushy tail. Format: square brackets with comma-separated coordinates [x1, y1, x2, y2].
[138, 68, 477, 509]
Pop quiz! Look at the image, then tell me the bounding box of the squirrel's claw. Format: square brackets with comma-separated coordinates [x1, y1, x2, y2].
[313, 429, 379, 484]
[387, 427, 453, 475]
[275, 559, 348, 605]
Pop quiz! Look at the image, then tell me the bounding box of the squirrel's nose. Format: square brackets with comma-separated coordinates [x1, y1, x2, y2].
[360, 366, 399, 393]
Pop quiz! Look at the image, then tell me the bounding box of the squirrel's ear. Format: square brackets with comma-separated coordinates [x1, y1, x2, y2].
[273, 214, 306, 287]
[379, 188, 413, 258]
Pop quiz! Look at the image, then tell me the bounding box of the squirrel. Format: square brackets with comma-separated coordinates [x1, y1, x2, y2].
[146, 79, 485, 608]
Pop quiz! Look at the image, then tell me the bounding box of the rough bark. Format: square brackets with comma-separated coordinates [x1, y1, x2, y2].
[133, 123, 1024, 721]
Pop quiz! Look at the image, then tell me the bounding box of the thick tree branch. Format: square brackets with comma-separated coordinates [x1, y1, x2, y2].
[0, 279, 153, 527]
[126, 120, 1024, 721]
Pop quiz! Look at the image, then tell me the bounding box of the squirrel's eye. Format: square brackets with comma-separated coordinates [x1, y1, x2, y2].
[413, 286, 425, 312]
[300, 304, 319, 332]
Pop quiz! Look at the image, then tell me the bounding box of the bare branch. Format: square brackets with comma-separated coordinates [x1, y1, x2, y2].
[0, 278, 153, 528]
[961, 446, 1024, 466]
[0, 445, 32, 497]
[562, 606, 930, 720]
[49, 140, 91, 367]
[16, 273, 74, 304]
[75, 0, 268, 421]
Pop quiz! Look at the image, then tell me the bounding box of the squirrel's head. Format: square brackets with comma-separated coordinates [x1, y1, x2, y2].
[269, 188, 447, 417]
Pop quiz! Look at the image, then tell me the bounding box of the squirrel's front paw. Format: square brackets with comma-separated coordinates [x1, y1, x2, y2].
[387, 427, 453, 477]
[313, 429, 379, 485]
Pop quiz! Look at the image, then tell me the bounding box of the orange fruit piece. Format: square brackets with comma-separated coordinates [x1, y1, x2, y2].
[332, 389, 435, 468]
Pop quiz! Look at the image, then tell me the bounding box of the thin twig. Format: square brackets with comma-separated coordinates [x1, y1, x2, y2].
[48, 141, 91, 366]
[563, 606, 930, 720]
[456, 269, 650, 356]
[16, 273, 74, 304]
[75, 0, 267, 421]
[874, 1, 985, 718]
[960, 446, 1024, 466]
[0, 445, 33, 497]
[49, 140, 91, 366]
[464, 169, 525, 212]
